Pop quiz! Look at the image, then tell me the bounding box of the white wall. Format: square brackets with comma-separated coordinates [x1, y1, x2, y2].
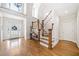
[59, 14, 77, 43]
[23, 3, 27, 15]
[77, 9, 79, 47]
[32, 3, 40, 18]
[0, 17, 1, 39]
[38, 4, 52, 20]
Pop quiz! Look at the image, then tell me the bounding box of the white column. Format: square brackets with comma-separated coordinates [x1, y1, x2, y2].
[77, 9, 79, 48]
[26, 3, 33, 39]
[0, 15, 3, 42]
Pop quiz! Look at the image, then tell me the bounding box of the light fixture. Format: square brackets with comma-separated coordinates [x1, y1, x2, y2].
[64, 10, 69, 14]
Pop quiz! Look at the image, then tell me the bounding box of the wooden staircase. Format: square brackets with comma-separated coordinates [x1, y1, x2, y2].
[40, 29, 53, 49]
[30, 10, 54, 49]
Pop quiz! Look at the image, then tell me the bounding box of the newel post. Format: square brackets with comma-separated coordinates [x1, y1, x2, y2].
[37, 19, 39, 30]
[37, 19, 40, 41]
[38, 29, 41, 41]
[52, 23, 54, 30]
[32, 21, 33, 28]
[48, 29, 52, 49]
[30, 26, 32, 39]
[42, 20, 44, 36]
[30, 22, 33, 39]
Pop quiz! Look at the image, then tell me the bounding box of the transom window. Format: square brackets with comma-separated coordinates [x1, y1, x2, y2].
[1, 3, 24, 13]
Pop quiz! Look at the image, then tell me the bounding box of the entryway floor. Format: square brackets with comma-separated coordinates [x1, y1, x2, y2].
[0, 38, 79, 56]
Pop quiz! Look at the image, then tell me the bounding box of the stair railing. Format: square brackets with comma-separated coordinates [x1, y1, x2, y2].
[30, 18, 40, 40]
[41, 10, 53, 36]
[43, 10, 52, 21]
[41, 10, 54, 49]
[30, 9, 57, 49]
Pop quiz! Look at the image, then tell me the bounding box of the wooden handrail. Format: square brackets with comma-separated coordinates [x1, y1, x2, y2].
[48, 29, 52, 49]
[43, 10, 52, 21]
[44, 17, 52, 26]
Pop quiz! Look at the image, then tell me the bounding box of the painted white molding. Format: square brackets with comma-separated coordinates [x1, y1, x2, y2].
[0, 6, 26, 40]
[0, 7, 26, 18]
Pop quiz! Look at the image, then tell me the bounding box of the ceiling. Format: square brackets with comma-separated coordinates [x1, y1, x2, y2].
[40, 3, 79, 17]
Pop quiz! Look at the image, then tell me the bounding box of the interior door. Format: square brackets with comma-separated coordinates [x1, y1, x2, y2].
[62, 20, 74, 41]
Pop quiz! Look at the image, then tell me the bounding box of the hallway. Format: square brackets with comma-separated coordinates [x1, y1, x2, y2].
[0, 38, 79, 56]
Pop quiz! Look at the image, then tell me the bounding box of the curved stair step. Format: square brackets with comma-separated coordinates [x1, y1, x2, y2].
[44, 34, 48, 37]
[40, 40, 48, 48]
[40, 39, 54, 48]
[40, 36, 48, 39]
[40, 39, 54, 44]
[40, 40, 48, 45]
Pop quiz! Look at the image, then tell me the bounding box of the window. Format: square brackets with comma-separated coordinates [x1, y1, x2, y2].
[32, 3, 40, 18]
[1, 3, 24, 13]
[10, 3, 23, 12]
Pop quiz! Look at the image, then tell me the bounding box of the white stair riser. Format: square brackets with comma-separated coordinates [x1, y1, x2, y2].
[40, 39, 48, 43]
[40, 42, 48, 48]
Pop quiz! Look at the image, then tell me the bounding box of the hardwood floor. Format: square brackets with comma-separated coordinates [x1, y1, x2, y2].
[0, 38, 79, 56]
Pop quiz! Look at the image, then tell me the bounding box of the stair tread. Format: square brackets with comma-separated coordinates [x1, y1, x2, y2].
[40, 38, 48, 40]
[44, 35, 48, 37]
[40, 39, 54, 43]
[40, 40, 53, 45]
[40, 40, 48, 45]
[40, 36, 48, 40]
